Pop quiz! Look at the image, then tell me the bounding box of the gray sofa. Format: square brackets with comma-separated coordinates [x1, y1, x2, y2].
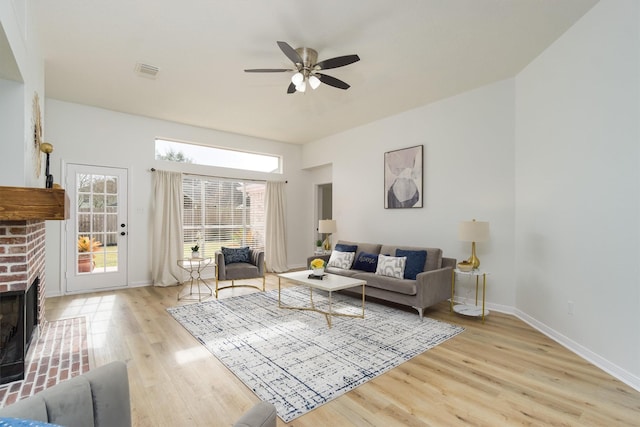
[0, 361, 131, 427]
[307, 240, 456, 318]
[0, 360, 277, 427]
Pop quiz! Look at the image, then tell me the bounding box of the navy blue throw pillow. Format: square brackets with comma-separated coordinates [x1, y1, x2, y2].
[334, 243, 357, 252]
[353, 252, 379, 272]
[396, 249, 427, 280]
[222, 246, 250, 265]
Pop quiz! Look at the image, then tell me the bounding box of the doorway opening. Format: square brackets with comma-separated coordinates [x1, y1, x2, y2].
[316, 183, 333, 246]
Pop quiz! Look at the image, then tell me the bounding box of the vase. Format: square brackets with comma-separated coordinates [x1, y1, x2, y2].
[192, 251, 200, 258]
[78, 254, 94, 273]
[312, 268, 325, 276]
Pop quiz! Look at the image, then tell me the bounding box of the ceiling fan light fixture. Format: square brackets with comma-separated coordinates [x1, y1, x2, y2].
[245, 41, 359, 94]
[291, 72, 304, 85]
[309, 75, 321, 90]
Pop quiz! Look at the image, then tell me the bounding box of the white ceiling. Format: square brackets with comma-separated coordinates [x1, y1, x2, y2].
[33, 0, 598, 144]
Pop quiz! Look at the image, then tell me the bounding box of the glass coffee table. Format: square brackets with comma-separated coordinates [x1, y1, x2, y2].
[277, 270, 366, 328]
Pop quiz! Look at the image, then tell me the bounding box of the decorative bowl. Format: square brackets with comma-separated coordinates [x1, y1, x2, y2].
[457, 261, 473, 272]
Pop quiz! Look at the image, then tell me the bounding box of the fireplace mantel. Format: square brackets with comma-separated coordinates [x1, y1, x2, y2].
[0, 186, 69, 221]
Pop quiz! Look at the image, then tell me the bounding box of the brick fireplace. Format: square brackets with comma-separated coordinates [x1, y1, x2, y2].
[0, 186, 68, 384]
[0, 220, 47, 320]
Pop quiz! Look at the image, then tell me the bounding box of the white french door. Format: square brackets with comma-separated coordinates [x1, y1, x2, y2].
[65, 164, 128, 293]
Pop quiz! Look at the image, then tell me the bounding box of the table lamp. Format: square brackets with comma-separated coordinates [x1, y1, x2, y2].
[458, 219, 490, 269]
[318, 219, 336, 251]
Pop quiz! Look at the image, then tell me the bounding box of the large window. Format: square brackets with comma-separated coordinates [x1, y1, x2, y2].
[156, 139, 281, 173]
[182, 176, 265, 258]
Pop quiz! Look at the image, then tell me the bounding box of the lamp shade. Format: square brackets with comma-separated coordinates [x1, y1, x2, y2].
[318, 219, 336, 234]
[291, 72, 304, 85]
[309, 75, 321, 90]
[458, 220, 490, 242]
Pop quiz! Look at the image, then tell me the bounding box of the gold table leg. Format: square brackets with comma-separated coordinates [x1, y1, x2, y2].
[277, 280, 366, 328]
[482, 273, 486, 323]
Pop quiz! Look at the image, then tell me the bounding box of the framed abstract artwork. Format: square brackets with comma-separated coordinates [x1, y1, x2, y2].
[384, 145, 423, 208]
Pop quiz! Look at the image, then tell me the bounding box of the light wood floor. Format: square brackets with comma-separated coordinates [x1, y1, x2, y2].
[45, 275, 640, 427]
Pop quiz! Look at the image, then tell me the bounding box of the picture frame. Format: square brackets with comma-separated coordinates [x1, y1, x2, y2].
[384, 145, 423, 209]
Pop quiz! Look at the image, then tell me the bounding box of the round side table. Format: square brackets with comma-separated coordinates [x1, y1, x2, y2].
[450, 268, 490, 323]
[177, 257, 215, 302]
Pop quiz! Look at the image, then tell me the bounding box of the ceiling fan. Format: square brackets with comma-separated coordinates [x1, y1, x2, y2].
[244, 41, 360, 94]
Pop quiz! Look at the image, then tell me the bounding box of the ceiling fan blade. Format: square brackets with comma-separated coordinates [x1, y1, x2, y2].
[277, 41, 303, 65]
[316, 73, 351, 90]
[315, 54, 360, 70]
[287, 82, 296, 94]
[244, 68, 292, 72]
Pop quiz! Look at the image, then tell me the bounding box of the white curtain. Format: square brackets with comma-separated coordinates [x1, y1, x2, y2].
[151, 170, 184, 286]
[265, 181, 288, 272]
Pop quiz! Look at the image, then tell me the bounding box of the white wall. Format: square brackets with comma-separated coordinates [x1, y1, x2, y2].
[0, 78, 24, 185]
[515, 0, 639, 382]
[0, 0, 45, 188]
[43, 99, 309, 295]
[303, 79, 516, 309]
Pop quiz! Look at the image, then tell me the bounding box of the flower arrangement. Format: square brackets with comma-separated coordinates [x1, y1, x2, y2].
[310, 258, 325, 269]
[190, 244, 200, 252]
[77, 236, 102, 253]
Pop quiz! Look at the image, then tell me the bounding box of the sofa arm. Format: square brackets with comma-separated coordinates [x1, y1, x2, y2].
[415, 266, 454, 307]
[216, 251, 226, 279]
[85, 360, 131, 427]
[250, 250, 265, 276]
[233, 401, 277, 427]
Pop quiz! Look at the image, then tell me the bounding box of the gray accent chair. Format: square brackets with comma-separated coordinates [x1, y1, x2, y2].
[215, 248, 266, 298]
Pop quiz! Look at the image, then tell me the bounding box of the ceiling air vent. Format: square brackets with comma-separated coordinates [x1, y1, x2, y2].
[135, 62, 160, 79]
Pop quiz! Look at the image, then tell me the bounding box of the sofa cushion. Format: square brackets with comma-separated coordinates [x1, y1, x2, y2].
[375, 254, 406, 279]
[326, 266, 360, 277]
[224, 262, 260, 280]
[380, 245, 442, 271]
[352, 252, 378, 273]
[334, 243, 357, 252]
[222, 247, 250, 265]
[327, 251, 355, 269]
[396, 249, 427, 280]
[353, 272, 417, 296]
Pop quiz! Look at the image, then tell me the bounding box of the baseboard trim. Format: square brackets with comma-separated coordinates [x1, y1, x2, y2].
[514, 309, 640, 393]
[451, 296, 640, 392]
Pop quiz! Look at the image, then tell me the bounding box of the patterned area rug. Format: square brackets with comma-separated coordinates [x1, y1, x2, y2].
[0, 317, 90, 408]
[167, 287, 464, 422]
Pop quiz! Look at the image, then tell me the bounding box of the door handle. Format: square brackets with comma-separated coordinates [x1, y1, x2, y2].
[120, 231, 126, 236]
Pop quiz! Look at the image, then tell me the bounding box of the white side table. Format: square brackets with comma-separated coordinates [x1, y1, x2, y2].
[177, 257, 215, 302]
[450, 268, 490, 323]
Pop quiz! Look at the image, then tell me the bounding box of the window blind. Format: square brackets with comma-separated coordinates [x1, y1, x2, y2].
[182, 176, 265, 258]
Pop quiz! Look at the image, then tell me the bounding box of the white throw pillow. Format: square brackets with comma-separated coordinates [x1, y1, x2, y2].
[327, 250, 355, 269]
[375, 254, 407, 279]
